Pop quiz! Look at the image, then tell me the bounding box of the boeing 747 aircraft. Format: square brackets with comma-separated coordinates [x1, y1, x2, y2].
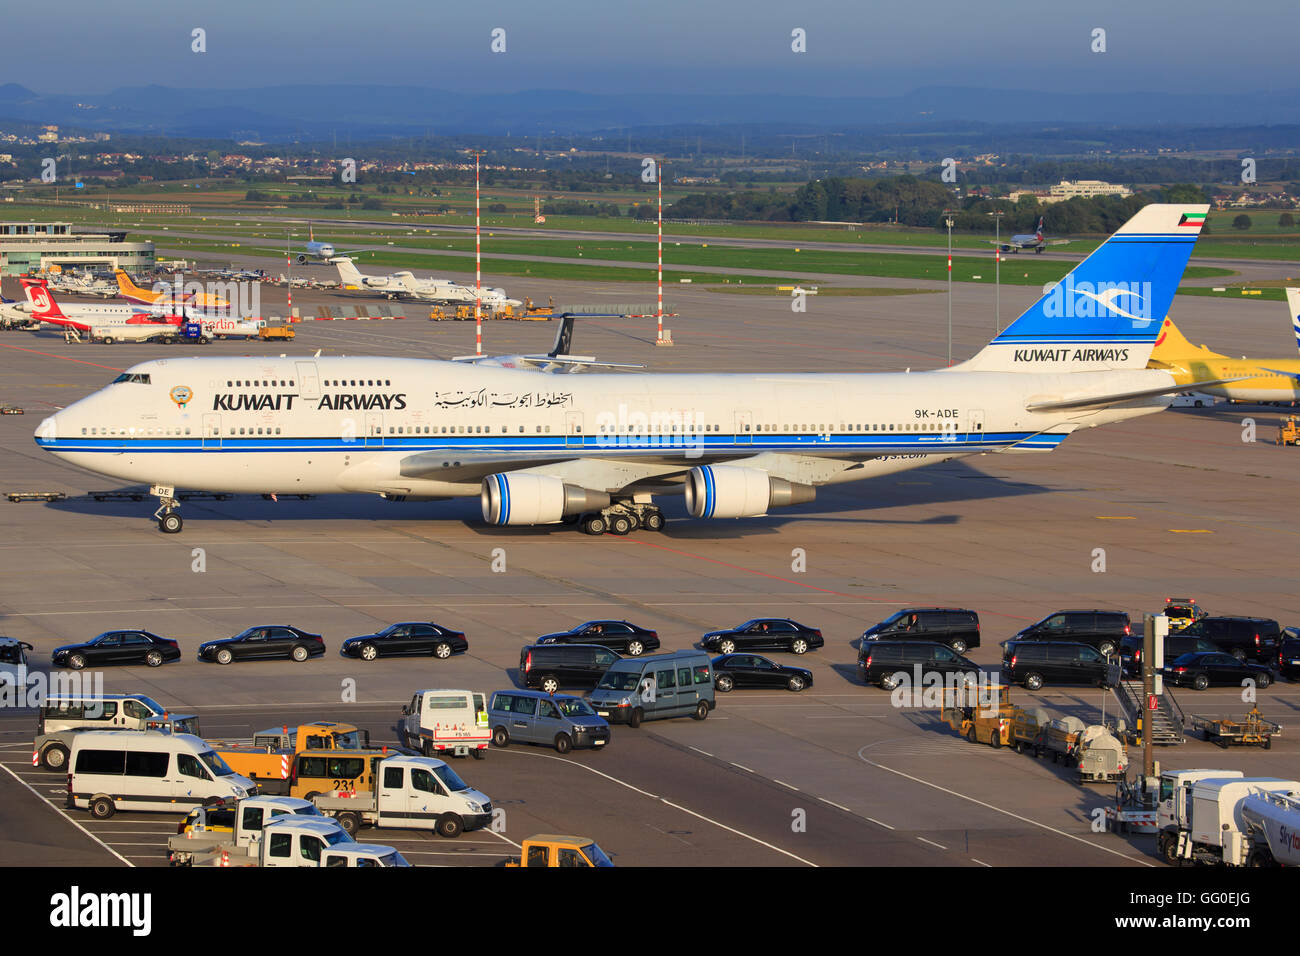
[37, 205, 1211, 536]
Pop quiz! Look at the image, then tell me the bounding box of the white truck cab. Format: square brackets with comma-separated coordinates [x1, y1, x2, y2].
[321, 844, 411, 867]
[1157, 768, 1244, 830]
[168, 795, 321, 865]
[316, 754, 492, 839]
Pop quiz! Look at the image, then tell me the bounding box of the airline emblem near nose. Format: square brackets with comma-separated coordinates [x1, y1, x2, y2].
[169, 386, 193, 408]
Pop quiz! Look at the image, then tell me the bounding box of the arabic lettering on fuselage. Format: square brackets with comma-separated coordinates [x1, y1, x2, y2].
[432, 388, 572, 410]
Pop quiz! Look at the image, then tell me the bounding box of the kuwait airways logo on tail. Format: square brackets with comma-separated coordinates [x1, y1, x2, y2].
[1040, 277, 1153, 325]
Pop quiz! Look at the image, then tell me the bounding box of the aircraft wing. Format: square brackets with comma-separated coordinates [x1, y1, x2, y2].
[395, 448, 767, 484]
[1045, 239, 1071, 246]
[1026, 376, 1252, 411]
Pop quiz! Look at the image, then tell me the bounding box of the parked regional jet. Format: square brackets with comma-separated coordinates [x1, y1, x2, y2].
[335, 257, 520, 307]
[21, 280, 262, 342]
[988, 217, 1070, 254]
[115, 270, 231, 311]
[37, 205, 1216, 536]
[1288, 287, 1300, 354]
[1146, 295, 1300, 403]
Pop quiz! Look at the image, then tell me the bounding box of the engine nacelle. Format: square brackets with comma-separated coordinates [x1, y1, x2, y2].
[481, 473, 611, 525]
[684, 465, 815, 519]
[296, 254, 308, 264]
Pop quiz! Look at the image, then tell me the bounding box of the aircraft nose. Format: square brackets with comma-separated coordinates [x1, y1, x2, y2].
[34, 412, 61, 446]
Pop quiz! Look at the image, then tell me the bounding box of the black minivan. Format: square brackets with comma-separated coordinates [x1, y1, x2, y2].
[1002, 640, 1118, 691]
[858, 640, 981, 690]
[519, 643, 621, 694]
[1179, 616, 1281, 664]
[1011, 610, 1131, 656]
[860, 608, 980, 653]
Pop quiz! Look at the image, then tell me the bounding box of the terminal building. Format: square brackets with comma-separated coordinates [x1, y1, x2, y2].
[1047, 179, 1133, 200]
[0, 222, 155, 276]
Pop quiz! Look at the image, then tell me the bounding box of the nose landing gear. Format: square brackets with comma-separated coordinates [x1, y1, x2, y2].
[151, 485, 183, 534]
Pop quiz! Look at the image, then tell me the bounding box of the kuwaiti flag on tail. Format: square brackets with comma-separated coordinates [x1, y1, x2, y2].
[954, 204, 1210, 373]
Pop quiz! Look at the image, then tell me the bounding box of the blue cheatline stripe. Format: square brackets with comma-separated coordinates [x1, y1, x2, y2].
[35, 430, 1068, 455]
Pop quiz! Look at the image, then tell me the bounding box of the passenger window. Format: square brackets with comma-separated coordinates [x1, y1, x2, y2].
[538, 700, 560, 720]
[325, 855, 347, 867]
[383, 767, 403, 789]
[678, 667, 692, 687]
[242, 807, 264, 831]
[494, 695, 512, 713]
[558, 848, 588, 867]
[655, 669, 677, 689]
[514, 696, 538, 717]
[268, 833, 292, 858]
[694, 665, 711, 685]
[410, 769, 444, 795]
[125, 751, 169, 777]
[301, 837, 324, 862]
[527, 846, 549, 866]
[177, 754, 211, 780]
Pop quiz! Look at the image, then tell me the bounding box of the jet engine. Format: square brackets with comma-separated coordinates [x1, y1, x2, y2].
[684, 465, 815, 519]
[481, 473, 611, 525]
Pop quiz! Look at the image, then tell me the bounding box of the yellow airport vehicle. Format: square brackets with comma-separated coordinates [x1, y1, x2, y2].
[504, 835, 614, 867]
[1148, 317, 1300, 404]
[258, 324, 295, 341]
[942, 683, 1014, 747]
[1279, 416, 1300, 445]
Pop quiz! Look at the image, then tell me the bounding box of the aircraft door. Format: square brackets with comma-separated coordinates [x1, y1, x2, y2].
[295, 362, 320, 400]
[202, 414, 221, 449]
[365, 412, 384, 447]
[734, 410, 753, 444]
[968, 409, 984, 440]
[565, 411, 584, 447]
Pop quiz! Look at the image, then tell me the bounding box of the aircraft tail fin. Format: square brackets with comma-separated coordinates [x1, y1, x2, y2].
[335, 257, 366, 287]
[1286, 287, 1300, 356]
[20, 278, 66, 320]
[114, 269, 155, 303]
[1035, 216, 1045, 238]
[549, 314, 575, 357]
[955, 204, 1208, 373]
[1146, 317, 1223, 369]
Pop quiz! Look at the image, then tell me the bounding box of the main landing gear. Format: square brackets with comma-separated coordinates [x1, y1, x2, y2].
[577, 502, 666, 536]
[152, 488, 183, 534]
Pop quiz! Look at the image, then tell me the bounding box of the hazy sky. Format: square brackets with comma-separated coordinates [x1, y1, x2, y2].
[9, 0, 1297, 97]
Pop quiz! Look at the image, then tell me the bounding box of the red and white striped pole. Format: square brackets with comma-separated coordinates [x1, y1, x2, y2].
[474, 151, 483, 356]
[656, 163, 663, 342]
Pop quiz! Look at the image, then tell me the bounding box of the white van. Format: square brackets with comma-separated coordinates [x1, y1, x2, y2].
[69, 731, 257, 818]
[40, 694, 200, 736]
[399, 689, 490, 758]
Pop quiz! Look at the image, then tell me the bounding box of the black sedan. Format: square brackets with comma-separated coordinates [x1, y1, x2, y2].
[701, 618, 824, 655]
[536, 620, 660, 656]
[341, 622, 468, 661]
[52, 630, 181, 670]
[1163, 652, 1272, 690]
[198, 625, 325, 665]
[712, 654, 813, 692]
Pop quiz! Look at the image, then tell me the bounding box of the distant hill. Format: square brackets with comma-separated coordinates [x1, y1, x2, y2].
[2, 83, 1299, 140]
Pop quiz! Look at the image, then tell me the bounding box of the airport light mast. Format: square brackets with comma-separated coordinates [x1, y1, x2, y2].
[943, 210, 955, 367]
[656, 158, 669, 344]
[989, 209, 1005, 334]
[471, 149, 487, 355]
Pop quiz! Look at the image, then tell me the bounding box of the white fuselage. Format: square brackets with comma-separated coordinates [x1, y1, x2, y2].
[37, 355, 1175, 500]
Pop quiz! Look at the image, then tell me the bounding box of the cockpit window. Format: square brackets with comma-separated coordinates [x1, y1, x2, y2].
[111, 373, 151, 385]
